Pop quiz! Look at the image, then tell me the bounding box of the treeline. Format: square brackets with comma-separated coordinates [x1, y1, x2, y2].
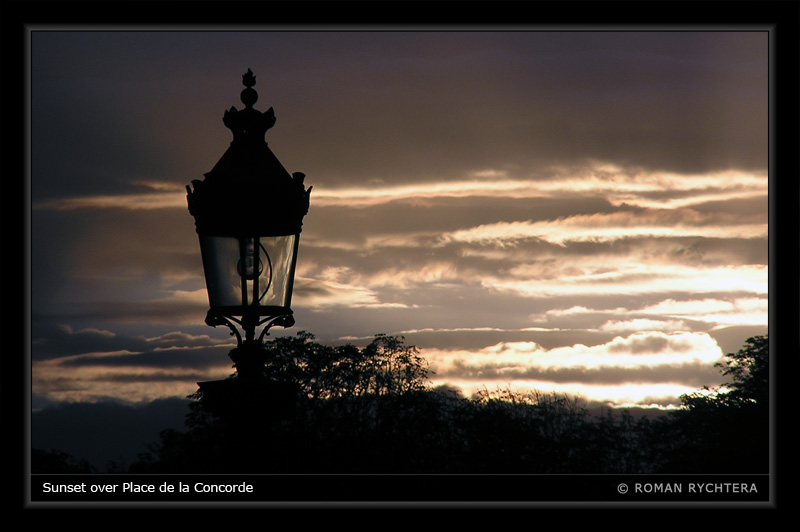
[34, 334, 769, 474]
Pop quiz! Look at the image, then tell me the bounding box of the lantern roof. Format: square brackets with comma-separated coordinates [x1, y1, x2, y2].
[187, 69, 311, 237]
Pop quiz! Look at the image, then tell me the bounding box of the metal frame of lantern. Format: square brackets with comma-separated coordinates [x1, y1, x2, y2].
[187, 69, 311, 354]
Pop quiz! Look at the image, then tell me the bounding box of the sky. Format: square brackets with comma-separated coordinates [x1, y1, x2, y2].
[29, 29, 769, 421]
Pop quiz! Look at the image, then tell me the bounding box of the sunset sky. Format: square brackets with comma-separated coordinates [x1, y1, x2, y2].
[29, 29, 769, 414]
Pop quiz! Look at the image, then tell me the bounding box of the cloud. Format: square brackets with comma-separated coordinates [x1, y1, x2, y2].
[441, 212, 766, 247]
[31, 321, 231, 362]
[33, 191, 186, 211]
[422, 331, 725, 407]
[599, 319, 690, 333]
[299, 164, 767, 214]
[293, 276, 410, 309]
[37, 295, 209, 327]
[485, 263, 767, 298]
[639, 297, 768, 327]
[32, 342, 233, 404]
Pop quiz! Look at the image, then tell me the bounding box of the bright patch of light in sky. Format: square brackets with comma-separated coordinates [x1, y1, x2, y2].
[442, 216, 766, 246]
[483, 264, 767, 298]
[297, 166, 768, 208]
[423, 331, 725, 407]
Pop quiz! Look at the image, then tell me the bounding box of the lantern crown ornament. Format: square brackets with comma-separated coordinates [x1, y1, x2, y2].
[187, 69, 311, 238]
[187, 69, 311, 347]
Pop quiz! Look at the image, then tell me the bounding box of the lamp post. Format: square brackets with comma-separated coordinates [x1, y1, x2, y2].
[187, 69, 311, 383]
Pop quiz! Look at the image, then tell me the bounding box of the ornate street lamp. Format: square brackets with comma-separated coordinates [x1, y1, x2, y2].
[187, 69, 311, 380]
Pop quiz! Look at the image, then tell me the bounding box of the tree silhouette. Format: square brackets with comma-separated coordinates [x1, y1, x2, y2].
[97, 334, 770, 475]
[31, 449, 95, 473]
[130, 332, 435, 473]
[716, 334, 769, 407]
[128, 333, 659, 473]
[255, 331, 429, 399]
[646, 335, 769, 473]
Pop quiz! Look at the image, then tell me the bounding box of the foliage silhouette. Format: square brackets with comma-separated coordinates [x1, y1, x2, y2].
[33, 333, 768, 474]
[645, 335, 769, 473]
[31, 449, 96, 473]
[131, 333, 444, 473]
[128, 332, 668, 474]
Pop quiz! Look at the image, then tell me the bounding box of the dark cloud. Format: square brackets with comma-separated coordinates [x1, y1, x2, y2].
[607, 334, 670, 354]
[31, 323, 131, 361]
[32, 31, 768, 195]
[57, 346, 229, 370]
[35, 296, 207, 328]
[31, 320, 227, 365]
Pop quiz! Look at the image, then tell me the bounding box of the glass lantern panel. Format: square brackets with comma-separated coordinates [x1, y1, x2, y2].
[259, 234, 297, 307]
[199, 234, 297, 312]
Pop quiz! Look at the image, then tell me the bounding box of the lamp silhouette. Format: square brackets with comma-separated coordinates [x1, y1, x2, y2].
[187, 69, 311, 381]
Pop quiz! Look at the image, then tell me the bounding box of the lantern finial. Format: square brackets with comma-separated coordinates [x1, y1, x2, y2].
[222, 69, 275, 142]
[241, 68, 258, 108]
